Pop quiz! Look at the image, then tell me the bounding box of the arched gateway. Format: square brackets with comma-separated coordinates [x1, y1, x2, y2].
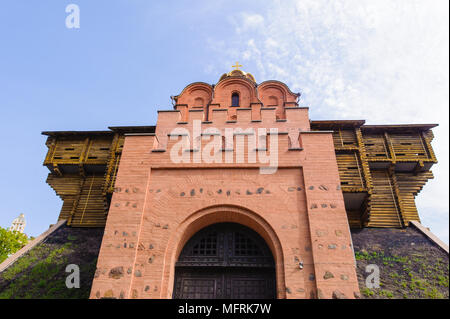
[173, 223, 276, 299]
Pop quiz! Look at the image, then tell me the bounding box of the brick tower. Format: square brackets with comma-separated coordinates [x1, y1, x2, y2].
[88, 66, 360, 299]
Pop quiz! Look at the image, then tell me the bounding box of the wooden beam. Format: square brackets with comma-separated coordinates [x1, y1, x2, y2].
[384, 132, 396, 162]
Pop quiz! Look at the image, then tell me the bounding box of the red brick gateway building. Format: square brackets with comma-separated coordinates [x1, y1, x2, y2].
[40, 65, 440, 299]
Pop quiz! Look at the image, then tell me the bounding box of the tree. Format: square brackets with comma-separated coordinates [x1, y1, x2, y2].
[0, 226, 29, 263]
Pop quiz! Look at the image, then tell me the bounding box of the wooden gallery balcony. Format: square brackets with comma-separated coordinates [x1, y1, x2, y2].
[41, 126, 154, 227]
[311, 121, 438, 229]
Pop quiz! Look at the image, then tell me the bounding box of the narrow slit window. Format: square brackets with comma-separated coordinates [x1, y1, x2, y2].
[231, 92, 239, 106]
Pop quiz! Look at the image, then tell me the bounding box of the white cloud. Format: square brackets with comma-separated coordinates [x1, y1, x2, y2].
[234, 13, 265, 33]
[209, 0, 449, 242]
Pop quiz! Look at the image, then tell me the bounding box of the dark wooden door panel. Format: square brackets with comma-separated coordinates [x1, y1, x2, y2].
[175, 271, 222, 299]
[174, 269, 275, 299]
[173, 223, 276, 299]
[227, 271, 275, 299]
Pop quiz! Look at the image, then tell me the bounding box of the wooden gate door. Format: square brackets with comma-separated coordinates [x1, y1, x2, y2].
[173, 223, 276, 299]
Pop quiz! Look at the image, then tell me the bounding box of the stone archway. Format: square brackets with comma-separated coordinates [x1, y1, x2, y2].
[173, 222, 276, 299]
[160, 204, 286, 299]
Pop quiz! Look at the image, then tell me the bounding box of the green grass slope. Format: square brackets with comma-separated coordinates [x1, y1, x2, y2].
[351, 227, 449, 299]
[0, 225, 103, 299]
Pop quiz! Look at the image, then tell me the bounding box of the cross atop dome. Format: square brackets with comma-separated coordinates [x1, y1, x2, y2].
[231, 61, 243, 70]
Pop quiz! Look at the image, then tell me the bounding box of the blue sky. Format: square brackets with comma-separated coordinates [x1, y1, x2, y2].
[0, 1, 448, 243]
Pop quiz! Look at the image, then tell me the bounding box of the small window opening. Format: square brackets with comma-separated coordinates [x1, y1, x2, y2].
[231, 92, 239, 107]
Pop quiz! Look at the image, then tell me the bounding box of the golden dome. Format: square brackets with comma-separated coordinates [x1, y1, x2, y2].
[218, 62, 256, 83]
